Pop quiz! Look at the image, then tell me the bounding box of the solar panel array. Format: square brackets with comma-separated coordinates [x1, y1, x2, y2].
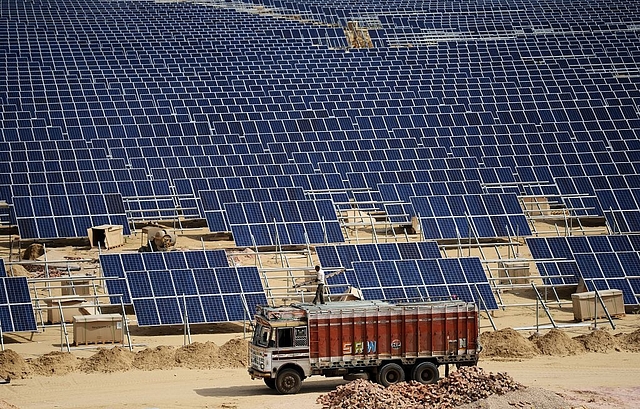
[128, 266, 267, 326]
[199, 187, 306, 233]
[0, 258, 37, 332]
[100, 250, 267, 325]
[317, 242, 441, 269]
[411, 194, 532, 239]
[1, 0, 640, 245]
[316, 241, 440, 291]
[13, 194, 130, 239]
[351, 258, 498, 310]
[100, 250, 229, 304]
[527, 235, 640, 304]
[225, 199, 345, 246]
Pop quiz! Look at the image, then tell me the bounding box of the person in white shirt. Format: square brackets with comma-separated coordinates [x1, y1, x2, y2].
[312, 265, 325, 305]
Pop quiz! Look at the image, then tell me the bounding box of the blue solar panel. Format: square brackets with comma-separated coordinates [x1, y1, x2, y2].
[411, 193, 530, 240]
[0, 276, 37, 332]
[14, 194, 130, 239]
[226, 199, 344, 246]
[351, 258, 497, 309]
[100, 250, 229, 304]
[575, 253, 639, 305]
[199, 187, 306, 233]
[317, 241, 441, 273]
[529, 236, 640, 299]
[126, 266, 267, 326]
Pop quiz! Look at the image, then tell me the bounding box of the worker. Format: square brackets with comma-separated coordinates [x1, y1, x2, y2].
[312, 265, 325, 305]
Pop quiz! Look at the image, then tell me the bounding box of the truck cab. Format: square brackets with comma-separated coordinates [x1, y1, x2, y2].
[248, 305, 311, 394]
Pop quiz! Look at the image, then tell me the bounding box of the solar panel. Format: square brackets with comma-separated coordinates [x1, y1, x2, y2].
[0, 276, 37, 332]
[528, 235, 640, 300]
[317, 242, 441, 269]
[100, 250, 229, 304]
[316, 242, 441, 293]
[350, 258, 497, 310]
[13, 194, 130, 239]
[225, 199, 344, 246]
[199, 187, 306, 233]
[411, 193, 531, 239]
[575, 253, 640, 305]
[128, 266, 267, 326]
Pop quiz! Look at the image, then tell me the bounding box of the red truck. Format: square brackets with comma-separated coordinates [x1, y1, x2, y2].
[248, 300, 480, 394]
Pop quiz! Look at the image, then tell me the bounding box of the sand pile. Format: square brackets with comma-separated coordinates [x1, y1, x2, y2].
[174, 341, 220, 369]
[132, 345, 177, 370]
[480, 327, 640, 360]
[27, 351, 79, 376]
[6, 264, 32, 277]
[616, 329, 640, 352]
[529, 329, 585, 356]
[574, 329, 619, 353]
[0, 339, 250, 380]
[0, 350, 30, 380]
[80, 346, 135, 373]
[218, 338, 249, 368]
[480, 328, 539, 359]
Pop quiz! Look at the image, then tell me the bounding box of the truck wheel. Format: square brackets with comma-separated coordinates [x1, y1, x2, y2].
[377, 363, 405, 387]
[264, 378, 276, 390]
[412, 362, 439, 384]
[275, 369, 302, 394]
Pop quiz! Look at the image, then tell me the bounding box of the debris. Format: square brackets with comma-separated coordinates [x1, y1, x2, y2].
[317, 366, 524, 409]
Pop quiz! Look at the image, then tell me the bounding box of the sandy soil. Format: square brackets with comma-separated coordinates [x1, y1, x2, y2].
[1, 228, 639, 408]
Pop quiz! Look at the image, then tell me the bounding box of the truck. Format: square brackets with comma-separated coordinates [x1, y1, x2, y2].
[248, 299, 480, 394]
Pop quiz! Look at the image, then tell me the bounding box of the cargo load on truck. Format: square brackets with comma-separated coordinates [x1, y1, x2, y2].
[248, 299, 480, 394]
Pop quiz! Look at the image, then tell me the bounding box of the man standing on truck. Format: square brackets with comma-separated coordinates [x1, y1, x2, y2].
[312, 265, 325, 304]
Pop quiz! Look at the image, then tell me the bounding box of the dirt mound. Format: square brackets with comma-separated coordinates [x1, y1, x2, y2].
[132, 346, 177, 370]
[27, 351, 79, 376]
[480, 328, 539, 359]
[574, 329, 619, 353]
[7, 264, 32, 277]
[174, 341, 220, 369]
[616, 329, 640, 352]
[457, 387, 570, 409]
[529, 329, 585, 356]
[80, 347, 135, 373]
[0, 349, 31, 379]
[22, 243, 44, 260]
[218, 338, 249, 368]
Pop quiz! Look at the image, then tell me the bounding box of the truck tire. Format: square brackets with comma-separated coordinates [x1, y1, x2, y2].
[411, 362, 439, 384]
[264, 378, 276, 390]
[275, 368, 302, 394]
[377, 363, 405, 387]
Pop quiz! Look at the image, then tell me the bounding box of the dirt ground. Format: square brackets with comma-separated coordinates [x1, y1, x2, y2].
[1, 228, 639, 408]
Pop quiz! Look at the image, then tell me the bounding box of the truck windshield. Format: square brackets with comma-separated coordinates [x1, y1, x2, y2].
[253, 324, 272, 347]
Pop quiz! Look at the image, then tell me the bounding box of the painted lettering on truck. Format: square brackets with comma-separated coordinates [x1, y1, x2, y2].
[343, 340, 377, 354]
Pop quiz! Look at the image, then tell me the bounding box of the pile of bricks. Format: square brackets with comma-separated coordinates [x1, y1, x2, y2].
[317, 366, 523, 409]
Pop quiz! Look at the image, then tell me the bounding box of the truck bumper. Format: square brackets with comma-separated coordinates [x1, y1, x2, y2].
[248, 368, 272, 379]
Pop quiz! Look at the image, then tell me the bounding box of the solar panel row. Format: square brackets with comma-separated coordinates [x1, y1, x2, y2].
[527, 235, 640, 304]
[0, 261, 38, 333]
[100, 250, 229, 304]
[225, 199, 345, 246]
